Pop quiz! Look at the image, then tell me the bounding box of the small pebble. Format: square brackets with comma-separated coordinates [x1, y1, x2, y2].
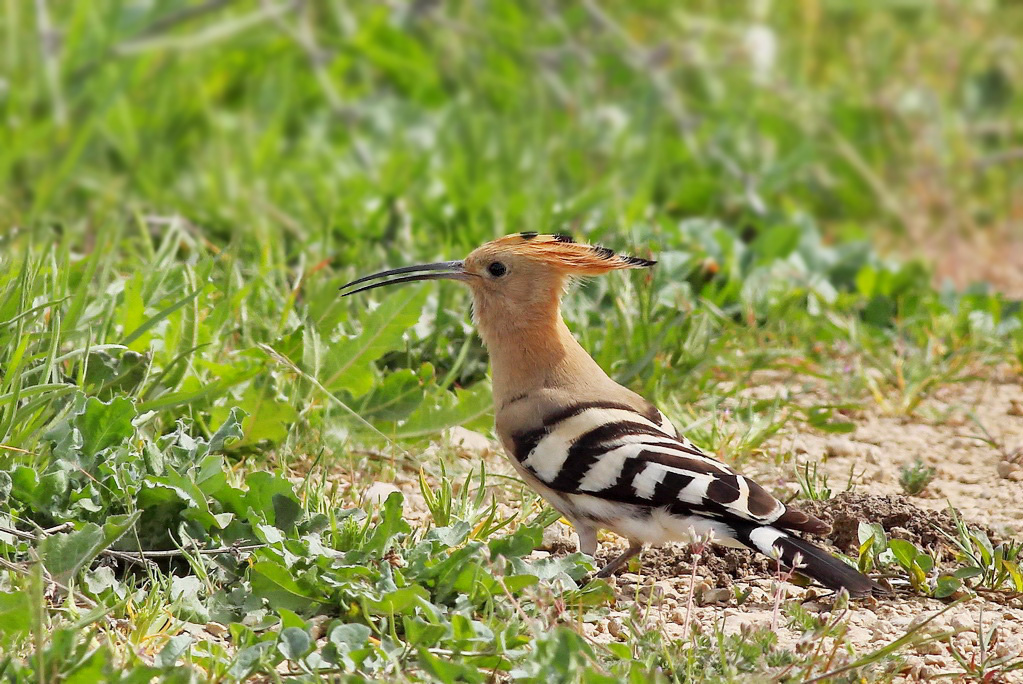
[914, 640, 943, 655]
[205, 622, 229, 638]
[698, 588, 731, 606]
[446, 426, 492, 453]
[362, 482, 401, 506]
[995, 635, 1023, 659]
[825, 438, 859, 460]
[950, 613, 973, 633]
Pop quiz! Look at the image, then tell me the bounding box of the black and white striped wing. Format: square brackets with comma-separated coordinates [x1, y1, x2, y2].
[510, 400, 883, 595]
[511, 401, 810, 530]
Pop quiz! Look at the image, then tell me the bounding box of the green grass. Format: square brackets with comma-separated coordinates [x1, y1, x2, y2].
[2, 1, 1023, 681]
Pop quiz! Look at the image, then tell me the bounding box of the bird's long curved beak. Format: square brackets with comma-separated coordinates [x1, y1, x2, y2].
[339, 260, 470, 296]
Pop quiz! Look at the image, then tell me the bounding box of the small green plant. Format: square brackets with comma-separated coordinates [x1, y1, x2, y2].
[945, 607, 1023, 681]
[858, 510, 1023, 600]
[796, 461, 832, 501]
[682, 400, 788, 466]
[418, 462, 516, 540]
[887, 539, 935, 594]
[938, 506, 1023, 596]
[898, 458, 937, 496]
[856, 522, 938, 595]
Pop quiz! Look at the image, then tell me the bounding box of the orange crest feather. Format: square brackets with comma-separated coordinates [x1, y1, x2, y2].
[489, 233, 656, 274]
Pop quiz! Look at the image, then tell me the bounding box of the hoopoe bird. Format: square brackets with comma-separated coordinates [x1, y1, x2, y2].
[342, 233, 883, 596]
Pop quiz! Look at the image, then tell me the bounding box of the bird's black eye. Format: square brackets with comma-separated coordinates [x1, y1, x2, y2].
[487, 261, 507, 277]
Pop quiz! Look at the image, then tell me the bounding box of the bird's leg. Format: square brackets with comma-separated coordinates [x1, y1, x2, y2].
[574, 522, 597, 557]
[594, 541, 643, 578]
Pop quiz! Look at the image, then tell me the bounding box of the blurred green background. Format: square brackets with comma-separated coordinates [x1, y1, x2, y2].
[3, 0, 1021, 274]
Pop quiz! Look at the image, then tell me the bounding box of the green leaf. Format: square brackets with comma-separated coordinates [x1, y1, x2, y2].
[360, 368, 425, 421]
[364, 492, 410, 555]
[77, 396, 137, 458]
[35, 470, 70, 512]
[272, 494, 303, 534]
[888, 539, 918, 571]
[276, 608, 308, 631]
[395, 381, 493, 439]
[227, 643, 272, 681]
[204, 407, 246, 455]
[490, 524, 543, 559]
[953, 566, 983, 580]
[426, 522, 472, 548]
[857, 522, 887, 562]
[501, 574, 540, 593]
[277, 627, 312, 661]
[364, 586, 430, 615]
[972, 531, 995, 567]
[403, 616, 447, 647]
[169, 575, 210, 623]
[565, 579, 615, 607]
[118, 272, 146, 350]
[39, 513, 141, 586]
[0, 470, 13, 503]
[250, 560, 321, 612]
[63, 649, 112, 684]
[0, 590, 32, 637]
[418, 647, 485, 683]
[323, 288, 428, 395]
[934, 576, 961, 599]
[606, 642, 632, 659]
[208, 386, 297, 446]
[137, 364, 261, 413]
[1001, 559, 1023, 592]
[329, 623, 371, 652]
[750, 225, 802, 263]
[84, 566, 123, 598]
[255, 523, 285, 545]
[915, 553, 934, 573]
[855, 266, 878, 296]
[242, 472, 302, 531]
[143, 441, 165, 476]
[122, 284, 206, 348]
[157, 634, 193, 667]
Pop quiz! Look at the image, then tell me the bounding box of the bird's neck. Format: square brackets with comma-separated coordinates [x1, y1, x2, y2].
[479, 304, 609, 409]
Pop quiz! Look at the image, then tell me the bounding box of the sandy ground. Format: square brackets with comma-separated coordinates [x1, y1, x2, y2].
[774, 378, 1023, 538]
[368, 373, 1023, 681]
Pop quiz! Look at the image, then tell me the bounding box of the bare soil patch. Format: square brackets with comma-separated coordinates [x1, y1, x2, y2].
[801, 493, 960, 558]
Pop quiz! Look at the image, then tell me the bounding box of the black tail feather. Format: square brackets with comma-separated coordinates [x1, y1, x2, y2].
[732, 522, 885, 597]
[775, 533, 886, 597]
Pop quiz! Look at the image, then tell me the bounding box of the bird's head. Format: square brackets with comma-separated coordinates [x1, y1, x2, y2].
[341, 232, 655, 343]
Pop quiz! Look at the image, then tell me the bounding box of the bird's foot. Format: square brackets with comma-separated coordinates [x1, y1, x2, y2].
[593, 542, 643, 579]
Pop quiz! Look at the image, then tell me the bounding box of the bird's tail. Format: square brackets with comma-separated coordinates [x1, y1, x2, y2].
[731, 522, 885, 597]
